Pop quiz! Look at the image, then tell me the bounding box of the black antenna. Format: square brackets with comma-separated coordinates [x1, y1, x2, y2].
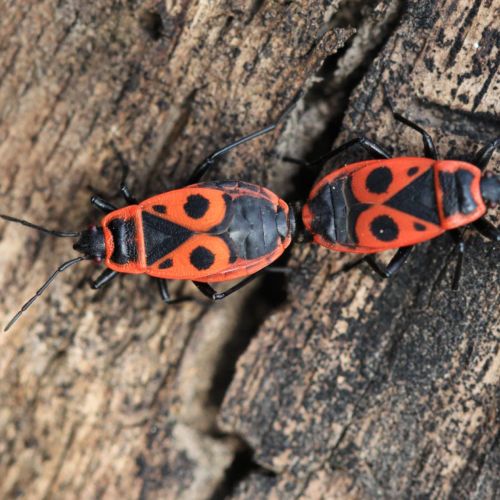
[4, 256, 87, 332]
[0, 214, 81, 237]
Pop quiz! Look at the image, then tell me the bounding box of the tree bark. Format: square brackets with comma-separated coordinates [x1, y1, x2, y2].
[0, 1, 498, 499]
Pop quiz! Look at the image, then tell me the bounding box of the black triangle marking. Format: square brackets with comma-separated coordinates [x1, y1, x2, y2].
[142, 211, 193, 266]
[386, 168, 440, 225]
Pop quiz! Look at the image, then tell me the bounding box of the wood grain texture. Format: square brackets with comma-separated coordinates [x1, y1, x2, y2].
[219, 0, 500, 498]
[0, 1, 351, 499]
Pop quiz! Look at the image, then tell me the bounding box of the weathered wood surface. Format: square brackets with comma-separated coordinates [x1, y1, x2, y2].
[0, 0, 498, 499]
[220, 0, 500, 499]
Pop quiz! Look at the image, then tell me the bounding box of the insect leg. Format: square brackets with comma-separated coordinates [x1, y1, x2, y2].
[472, 218, 500, 241]
[91, 195, 117, 214]
[263, 266, 292, 274]
[91, 269, 118, 289]
[118, 162, 139, 204]
[157, 278, 170, 302]
[192, 273, 263, 300]
[449, 229, 465, 290]
[120, 165, 138, 204]
[363, 257, 390, 278]
[185, 92, 302, 185]
[283, 137, 392, 171]
[474, 137, 500, 171]
[109, 145, 139, 204]
[337, 256, 367, 274]
[340, 138, 392, 160]
[280, 156, 309, 168]
[382, 89, 438, 159]
[391, 113, 438, 160]
[364, 246, 414, 278]
[155, 279, 194, 304]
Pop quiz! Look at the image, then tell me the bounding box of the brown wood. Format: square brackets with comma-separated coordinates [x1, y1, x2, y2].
[0, 0, 498, 499]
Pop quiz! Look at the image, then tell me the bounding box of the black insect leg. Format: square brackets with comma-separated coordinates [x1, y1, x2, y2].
[280, 156, 310, 168]
[336, 256, 366, 274]
[108, 144, 140, 204]
[264, 266, 292, 274]
[472, 218, 500, 241]
[192, 273, 263, 301]
[341, 246, 413, 278]
[119, 163, 139, 204]
[91, 195, 117, 214]
[91, 269, 119, 289]
[363, 257, 389, 278]
[90, 149, 138, 208]
[474, 137, 500, 171]
[364, 246, 414, 278]
[284, 136, 392, 171]
[154, 278, 170, 302]
[156, 279, 194, 304]
[449, 229, 465, 290]
[185, 93, 302, 185]
[382, 88, 438, 159]
[328, 137, 392, 161]
[157, 278, 170, 302]
[391, 113, 438, 160]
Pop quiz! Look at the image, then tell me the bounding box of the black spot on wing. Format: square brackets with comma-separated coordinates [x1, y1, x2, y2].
[408, 166, 419, 176]
[153, 205, 166, 214]
[159, 258, 173, 269]
[366, 166, 393, 194]
[184, 194, 209, 219]
[370, 215, 399, 242]
[414, 222, 426, 231]
[190, 246, 215, 270]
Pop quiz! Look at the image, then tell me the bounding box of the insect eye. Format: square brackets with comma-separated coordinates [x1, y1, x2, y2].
[88, 224, 97, 232]
[94, 257, 102, 264]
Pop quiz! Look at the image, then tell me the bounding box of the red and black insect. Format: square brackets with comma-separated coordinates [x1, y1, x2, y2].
[1, 105, 297, 331]
[302, 111, 499, 287]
